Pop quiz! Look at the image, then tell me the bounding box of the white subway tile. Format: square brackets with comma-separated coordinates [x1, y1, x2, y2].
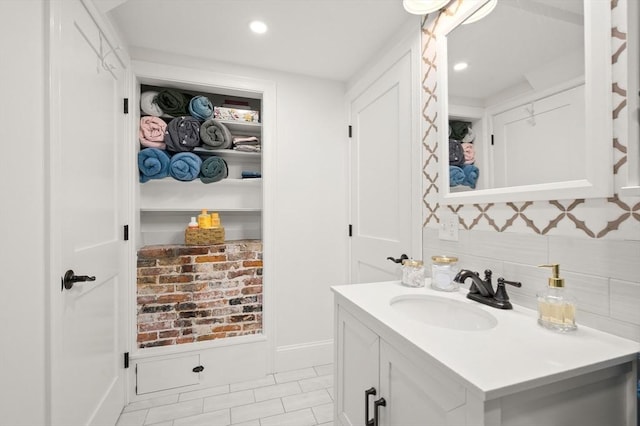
[565, 271, 609, 317]
[577, 310, 640, 342]
[461, 230, 548, 265]
[610, 279, 640, 325]
[548, 237, 640, 282]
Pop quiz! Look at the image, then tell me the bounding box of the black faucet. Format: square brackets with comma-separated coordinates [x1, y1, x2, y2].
[453, 269, 522, 309]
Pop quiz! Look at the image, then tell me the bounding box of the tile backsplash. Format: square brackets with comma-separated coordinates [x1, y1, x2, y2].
[421, 0, 640, 342]
[423, 228, 640, 342]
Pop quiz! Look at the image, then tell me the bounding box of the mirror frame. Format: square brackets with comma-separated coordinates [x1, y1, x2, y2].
[437, 0, 613, 204]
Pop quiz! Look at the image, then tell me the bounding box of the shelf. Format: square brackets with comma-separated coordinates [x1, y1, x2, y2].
[218, 120, 261, 137]
[450, 184, 475, 192]
[140, 207, 261, 212]
[140, 178, 262, 211]
[140, 177, 261, 186]
[193, 147, 261, 159]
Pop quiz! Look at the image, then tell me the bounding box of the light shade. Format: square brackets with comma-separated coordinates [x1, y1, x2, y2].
[463, 0, 498, 24]
[402, 0, 450, 15]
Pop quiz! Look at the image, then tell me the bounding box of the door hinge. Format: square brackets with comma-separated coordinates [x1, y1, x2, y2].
[491, 134, 494, 145]
[124, 352, 130, 369]
[348, 224, 353, 237]
[123, 98, 129, 114]
[123, 225, 129, 241]
[348, 125, 352, 138]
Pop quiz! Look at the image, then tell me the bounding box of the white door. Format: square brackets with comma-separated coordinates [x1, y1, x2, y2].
[349, 50, 420, 283]
[50, 1, 128, 424]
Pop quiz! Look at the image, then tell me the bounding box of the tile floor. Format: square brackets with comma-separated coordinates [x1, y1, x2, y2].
[116, 364, 334, 426]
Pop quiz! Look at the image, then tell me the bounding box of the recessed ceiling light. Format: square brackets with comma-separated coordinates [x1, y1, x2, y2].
[249, 20, 268, 34]
[453, 62, 468, 71]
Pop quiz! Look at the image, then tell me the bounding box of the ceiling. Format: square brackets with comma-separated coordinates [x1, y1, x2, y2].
[106, 0, 416, 82]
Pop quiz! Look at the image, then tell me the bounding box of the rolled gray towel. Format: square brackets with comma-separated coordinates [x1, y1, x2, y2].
[199, 156, 228, 184]
[164, 116, 201, 152]
[200, 119, 232, 149]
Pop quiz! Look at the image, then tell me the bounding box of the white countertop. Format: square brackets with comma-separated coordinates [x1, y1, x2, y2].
[332, 280, 640, 400]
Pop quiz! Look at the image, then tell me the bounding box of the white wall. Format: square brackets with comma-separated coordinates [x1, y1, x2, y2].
[129, 48, 349, 370]
[0, 1, 48, 424]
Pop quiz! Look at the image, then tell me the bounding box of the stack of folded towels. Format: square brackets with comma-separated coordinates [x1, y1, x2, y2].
[137, 89, 262, 183]
[232, 136, 261, 152]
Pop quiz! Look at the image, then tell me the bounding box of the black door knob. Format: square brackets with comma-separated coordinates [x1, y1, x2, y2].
[62, 269, 96, 290]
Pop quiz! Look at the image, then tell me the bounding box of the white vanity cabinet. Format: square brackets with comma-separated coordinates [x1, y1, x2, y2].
[334, 282, 639, 426]
[336, 305, 469, 426]
[336, 307, 379, 426]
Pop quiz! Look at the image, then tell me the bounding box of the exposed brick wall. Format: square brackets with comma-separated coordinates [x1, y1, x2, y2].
[136, 240, 263, 348]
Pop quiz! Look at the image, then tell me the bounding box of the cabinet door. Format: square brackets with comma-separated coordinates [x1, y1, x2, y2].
[378, 340, 467, 426]
[336, 306, 380, 426]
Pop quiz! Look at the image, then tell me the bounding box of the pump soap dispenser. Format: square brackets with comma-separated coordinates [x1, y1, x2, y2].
[537, 264, 577, 332]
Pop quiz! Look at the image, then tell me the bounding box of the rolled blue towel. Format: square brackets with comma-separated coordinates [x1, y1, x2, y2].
[169, 152, 202, 181]
[462, 164, 480, 189]
[199, 156, 228, 184]
[188, 95, 214, 121]
[138, 148, 171, 183]
[449, 166, 465, 187]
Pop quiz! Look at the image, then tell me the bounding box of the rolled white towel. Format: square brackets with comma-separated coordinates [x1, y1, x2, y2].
[462, 127, 475, 143]
[140, 91, 164, 117]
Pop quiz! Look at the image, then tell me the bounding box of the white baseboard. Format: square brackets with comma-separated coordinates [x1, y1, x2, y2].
[275, 339, 334, 372]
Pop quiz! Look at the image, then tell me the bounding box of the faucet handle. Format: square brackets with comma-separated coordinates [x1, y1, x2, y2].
[498, 278, 522, 288]
[495, 278, 522, 304]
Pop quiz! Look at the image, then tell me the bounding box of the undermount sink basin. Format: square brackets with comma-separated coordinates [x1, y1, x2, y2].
[390, 295, 498, 331]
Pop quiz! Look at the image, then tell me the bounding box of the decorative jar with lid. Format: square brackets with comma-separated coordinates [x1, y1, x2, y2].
[431, 255, 459, 291]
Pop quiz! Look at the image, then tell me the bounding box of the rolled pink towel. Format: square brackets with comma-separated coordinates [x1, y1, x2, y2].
[461, 142, 475, 165]
[139, 116, 167, 149]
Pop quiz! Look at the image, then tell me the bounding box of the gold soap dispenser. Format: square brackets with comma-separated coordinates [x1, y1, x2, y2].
[537, 264, 577, 332]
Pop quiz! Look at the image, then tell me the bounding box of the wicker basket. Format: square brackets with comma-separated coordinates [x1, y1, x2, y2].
[185, 227, 225, 245]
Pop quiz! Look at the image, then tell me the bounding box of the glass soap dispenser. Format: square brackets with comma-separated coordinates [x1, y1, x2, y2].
[537, 264, 577, 332]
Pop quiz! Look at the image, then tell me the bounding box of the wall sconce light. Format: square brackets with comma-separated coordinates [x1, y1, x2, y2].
[402, 0, 450, 15]
[463, 0, 498, 24]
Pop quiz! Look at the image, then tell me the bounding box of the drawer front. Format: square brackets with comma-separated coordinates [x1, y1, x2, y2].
[136, 354, 202, 394]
